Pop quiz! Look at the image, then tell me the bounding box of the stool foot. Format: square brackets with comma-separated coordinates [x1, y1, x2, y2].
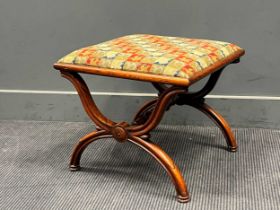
[177, 195, 191, 203]
[69, 165, 81, 171]
[228, 146, 238, 152]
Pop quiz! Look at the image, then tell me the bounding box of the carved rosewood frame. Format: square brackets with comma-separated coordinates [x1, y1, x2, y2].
[55, 59, 241, 203]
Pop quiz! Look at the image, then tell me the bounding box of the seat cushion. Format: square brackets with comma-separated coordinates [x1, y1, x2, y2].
[57, 34, 244, 80]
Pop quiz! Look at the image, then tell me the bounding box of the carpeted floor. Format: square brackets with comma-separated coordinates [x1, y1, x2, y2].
[0, 121, 280, 210]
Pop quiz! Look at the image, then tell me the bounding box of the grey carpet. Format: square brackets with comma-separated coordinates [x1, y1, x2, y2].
[0, 120, 280, 210]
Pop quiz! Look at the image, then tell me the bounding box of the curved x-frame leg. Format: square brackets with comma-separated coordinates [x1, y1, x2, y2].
[60, 70, 190, 203]
[70, 130, 111, 171]
[133, 99, 237, 151]
[187, 102, 237, 151]
[132, 68, 238, 151]
[128, 136, 190, 202]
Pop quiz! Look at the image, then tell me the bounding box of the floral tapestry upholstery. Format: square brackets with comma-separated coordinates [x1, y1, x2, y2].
[58, 34, 243, 79]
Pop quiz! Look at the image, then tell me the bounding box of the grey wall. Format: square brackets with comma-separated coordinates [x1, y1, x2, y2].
[0, 0, 280, 128]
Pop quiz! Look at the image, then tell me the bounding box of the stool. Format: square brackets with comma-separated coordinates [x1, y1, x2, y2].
[53, 34, 245, 203]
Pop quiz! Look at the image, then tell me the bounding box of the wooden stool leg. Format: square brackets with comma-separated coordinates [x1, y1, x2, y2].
[128, 136, 190, 203]
[188, 102, 237, 152]
[150, 68, 238, 152]
[60, 71, 115, 169]
[129, 87, 191, 202]
[61, 70, 191, 202]
[70, 130, 110, 171]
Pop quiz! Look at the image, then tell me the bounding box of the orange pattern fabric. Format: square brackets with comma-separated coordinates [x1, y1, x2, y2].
[58, 34, 243, 79]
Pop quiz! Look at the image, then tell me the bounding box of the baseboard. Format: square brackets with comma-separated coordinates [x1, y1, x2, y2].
[0, 91, 280, 128]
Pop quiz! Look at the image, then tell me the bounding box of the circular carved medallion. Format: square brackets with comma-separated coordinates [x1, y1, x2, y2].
[112, 126, 128, 142]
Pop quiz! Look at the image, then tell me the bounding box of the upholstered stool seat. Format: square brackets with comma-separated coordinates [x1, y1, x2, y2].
[56, 34, 244, 86]
[53, 34, 244, 203]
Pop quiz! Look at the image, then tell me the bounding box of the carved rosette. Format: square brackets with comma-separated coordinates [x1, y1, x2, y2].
[111, 122, 129, 143]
